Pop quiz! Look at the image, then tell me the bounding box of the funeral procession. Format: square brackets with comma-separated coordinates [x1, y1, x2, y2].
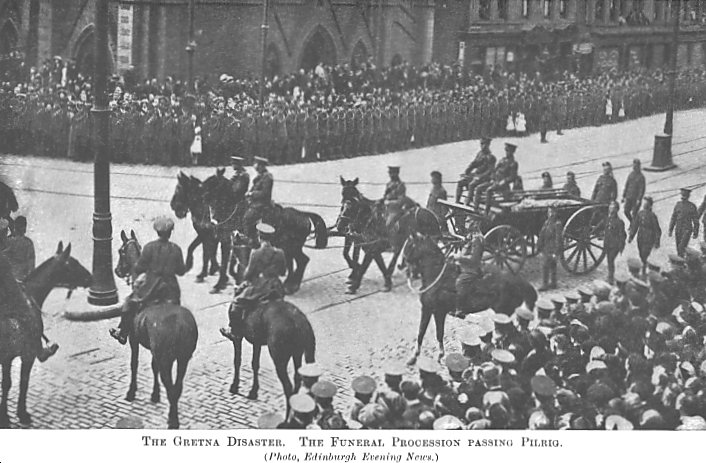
[4, 0, 706, 432]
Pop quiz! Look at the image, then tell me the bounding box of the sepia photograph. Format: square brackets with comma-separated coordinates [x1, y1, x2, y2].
[2, 0, 706, 448]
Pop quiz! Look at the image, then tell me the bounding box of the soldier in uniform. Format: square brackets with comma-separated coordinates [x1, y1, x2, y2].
[537, 206, 563, 291]
[230, 155, 250, 200]
[629, 196, 661, 273]
[109, 216, 186, 344]
[312, 381, 347, 429]
[383, 166, 406, 203]
[278, 394, 316, 429]
[475, 142, 519, 214]
[669, 188, 700, 257]
[455, 137, 495, 205]
[604, 201, 627, 284]
[220, 222, 286, 341]
[243, 156, 274, 247]
[452, 221, 484, 318]
[591, 162, 618, 204]
[426, 171, 448, 223]
[622, 159, 645, 223]
[349, 376, 377, 422]
[563, 171, 581, 198]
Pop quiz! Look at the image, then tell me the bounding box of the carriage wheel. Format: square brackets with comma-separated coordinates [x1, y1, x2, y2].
[525, 233, 540, 257]
[561, 204, 608, 275]
[483, 225, 527, 274]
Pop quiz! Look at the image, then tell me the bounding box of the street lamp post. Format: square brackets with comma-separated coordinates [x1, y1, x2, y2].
[646, 0, 680, 172]
[259, 0, 270, 107]
[87, 0, 118, 306]
[186, 0, 196, 91]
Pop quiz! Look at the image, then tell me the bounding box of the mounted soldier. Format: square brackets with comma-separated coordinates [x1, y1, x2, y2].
[230, 155, 250, 200]
[243, 156, 274, 247]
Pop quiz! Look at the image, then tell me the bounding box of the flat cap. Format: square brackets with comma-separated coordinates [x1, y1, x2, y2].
[445, 353, 470, 373]
[358, 403, 388, 427]
[590, 346, 606, 361]
[605, 415, 633, 430]
[537, 299, 555, 312]
[418, 357, 440, 374]
[433, 415, 464, 430]
[549, 295, 566, 305]
[384, 361, 407, 377]
[531, 375, 557, 397]
[529, 411, 552, 430]
[153, 216, 174, 233]
[347, 420, 364, 430]
[256, 222, 276, 235]
[491, 349, 516, 365]
[680, 187, 692, 195]
[311, 380, 337, 399]
[351, 376, 376, 395]
[289, 393, 316, 414]
[577, 286, 594, 297]
[253, 156, 269, 165]
[505, 142, 517, 151]
[492, 313, 512, 325]
[298, 363, 323, 378]
[257, 412, 284, 429]
[627, 257, 643, 270]
[565, 290, 580, 302]
[460, 332, 482, 348]
[515, 306, 535, 321]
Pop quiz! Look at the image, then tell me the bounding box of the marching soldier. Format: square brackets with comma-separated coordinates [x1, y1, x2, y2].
[669, 188, 700, 257]
[230, 155, 250, 200]
[383, 166, 406, 202]
[629, 196, 661, 274]
[604, 201, 627, 284]
[591, 162, 618, 204]
[243, 156, 274, 247]
[622, 159, 645, 222]
[537, 206, 562, 291]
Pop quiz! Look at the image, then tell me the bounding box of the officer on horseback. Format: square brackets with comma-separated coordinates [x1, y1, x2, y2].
[230, 155, 250, 200]
[109, 216, 186, 345]
[220, 222, 286, 341]
[452, 220, 485, 318]
[243, 156, 274, 248]
[383, 166, 406, 203]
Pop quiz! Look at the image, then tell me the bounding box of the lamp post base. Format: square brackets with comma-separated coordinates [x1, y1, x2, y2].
[644, 134, 677, 172]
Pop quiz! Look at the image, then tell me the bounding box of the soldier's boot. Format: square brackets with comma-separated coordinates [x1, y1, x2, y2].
[109, 299, 138, 345]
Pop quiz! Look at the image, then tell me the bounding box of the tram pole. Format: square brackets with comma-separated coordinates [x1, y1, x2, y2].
[186, 0, 196, 91]
[259, 0, 270, 107]
[87, 0, 118, 306]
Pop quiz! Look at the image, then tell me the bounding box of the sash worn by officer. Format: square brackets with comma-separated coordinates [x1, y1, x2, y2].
[110, 216, 186, 345]
[243, 156, 274, 247]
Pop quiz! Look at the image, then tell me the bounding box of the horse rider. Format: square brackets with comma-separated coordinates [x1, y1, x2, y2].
[230, 155, 250, 200]
[474, 142, 519, 214]
[669, 188, 700, 257]
[242, 156, 274, 247]
[109, 216, 186, 345]
[591, 162, 617, 204]
[383, 166, 406, 203]
[537, 206, 562, 291]
[220, 222, 286, 341]
[455, 137, 495, 205]
[452, 220, 485, 318]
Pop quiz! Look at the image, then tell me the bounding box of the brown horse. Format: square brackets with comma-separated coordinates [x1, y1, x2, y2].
[115, 231, 198, 429]
[0, 242, 92, 428]
[226, 299, 316, 414]
[402, 233, 537, 364]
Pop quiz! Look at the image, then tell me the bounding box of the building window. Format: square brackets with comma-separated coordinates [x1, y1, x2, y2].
[485, 46, 506, 68]
[479, 0, 491, 19]
[559, 0, 568, 18]
[544, 0, 553, 18]
[522, 0, 530, 17]
[498, 0, 508, 19]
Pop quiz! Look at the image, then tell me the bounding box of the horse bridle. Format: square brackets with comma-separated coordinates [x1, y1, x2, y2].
[403, 237, 448, 295]
[117, 238, 141, 286]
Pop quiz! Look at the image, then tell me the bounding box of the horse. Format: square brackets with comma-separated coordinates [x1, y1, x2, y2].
[202, 169, 328, 294]
[115, 231, 199, 429]
[226, 298, 316, 414]
[402, 233, 537, 364]
[0, 242, 92, 428]
[337, 177, 441, 294]
[170, 172, 219, 282]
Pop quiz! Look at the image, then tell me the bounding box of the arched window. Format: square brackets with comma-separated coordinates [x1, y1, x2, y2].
[74, 26, 96, 77]
[351, 40, 369, 68]
[300, 26, 337, 70]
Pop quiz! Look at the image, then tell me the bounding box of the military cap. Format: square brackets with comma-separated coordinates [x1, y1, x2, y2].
[627, 257, 643, 270]
[643, 196, 654, 205]
[463, 323, 486, 338]
[549, 295, 565, 305]
[382, 361, 406, 378]
[564, 290, 580, 302]
[351, 376, 376, 395]
[577, 286, 594, 297]
[669, 253, 685, 265]
[505, 142, 517, 152]
[491, 349, 516, 365]
[531, 375, 557, 397]
[387, 166, 400, 173]
[433, 415, 464, 430]
[417, 357, 440, 374]
[480, 136, 492, 144]
[445, 353, 470, 373]
[311, 380, 337, 399]
[680, 187, 692, 196]
[614, 272, 630, 284]
[153, 216, 175, 233]
[515, 305, 535, 321]
[586, 360, 608, 373]
[692, 301, 705, 313]
[492, 313, 512, 325]
[253, 156, 269, 165]
[298, 363, 323, 379]
[230, 155, 244, 163]
[537, 299, 555, 312]
[256, 222, 276, 235]
[602, 161, 612, 168]
[647, 261, 661, 272]
[460, 332, 482, 348]
[257, 412, 284, 429]
[605, 415, 633, 430]
[590, 346, 606, 361]
[115, 416, 144, 429]
[399, 380, 421, 398]
[289, 394, 316, 414]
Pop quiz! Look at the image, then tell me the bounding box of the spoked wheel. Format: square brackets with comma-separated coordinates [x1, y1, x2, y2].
[561, 204, 608, 275]
[483, 225, 527, 274]
[525, 233, 540, 257]
[439, 235, 465, 258]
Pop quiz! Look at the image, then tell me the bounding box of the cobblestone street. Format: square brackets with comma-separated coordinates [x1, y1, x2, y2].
[1, 108, 706, 428]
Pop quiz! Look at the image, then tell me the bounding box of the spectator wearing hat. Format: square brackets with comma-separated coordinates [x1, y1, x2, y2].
[604, 201, 627, 284]
[562, 171, 581, 198]
[110, 216, 185, 345]
[622, 159, 645, 223]
[445, 353, 470, 384]
[537, 206, 562, 291]
[383, 361, 406, 394]
[2, 215, 35, 282]
[669, 188, 700, 257]
[426, 171, 447, 223]
[243, 156, 274, 247]
[492, 313, 517, 350]
[279, 394, 316, 429]
[400, 380, 431, 429]
[311, 381, 347, 429]
[349, 376, 376, 422]
[230, 156, 250, 199]
[591, 162, 617, 204]
[297, 363, 323, 397]
[629, 196, 661, 273]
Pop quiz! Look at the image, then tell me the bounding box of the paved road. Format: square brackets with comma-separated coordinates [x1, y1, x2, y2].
[1, 108, 705, 428]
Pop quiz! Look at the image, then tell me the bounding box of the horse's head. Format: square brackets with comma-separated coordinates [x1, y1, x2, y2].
[337, 176, 362, 233]
[402, 232, 439, 277]
[115, 230, 142, 284]
[170, 171, 191, 219]
[35, 241, 93, 291]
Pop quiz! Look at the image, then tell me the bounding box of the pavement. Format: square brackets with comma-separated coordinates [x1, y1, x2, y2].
[0, 107, 705, 429]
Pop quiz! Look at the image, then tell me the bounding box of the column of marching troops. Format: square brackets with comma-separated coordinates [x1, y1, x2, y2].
[2, 72, 706, 167]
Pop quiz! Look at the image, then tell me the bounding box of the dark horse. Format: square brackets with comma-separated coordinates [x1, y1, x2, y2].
[336, 177, 441, 294]
[226, 299, 316, 413]
[402, 233, 537, 364]
[115, 231, 199, 429]
[201, 169, 328, 294]
[0, 242, 92, 428]
[170, 172, 219, 282]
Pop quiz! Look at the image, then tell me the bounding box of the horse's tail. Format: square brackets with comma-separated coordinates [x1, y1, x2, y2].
[305, 212, 329, 249]
[303, 321, 316, 364]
